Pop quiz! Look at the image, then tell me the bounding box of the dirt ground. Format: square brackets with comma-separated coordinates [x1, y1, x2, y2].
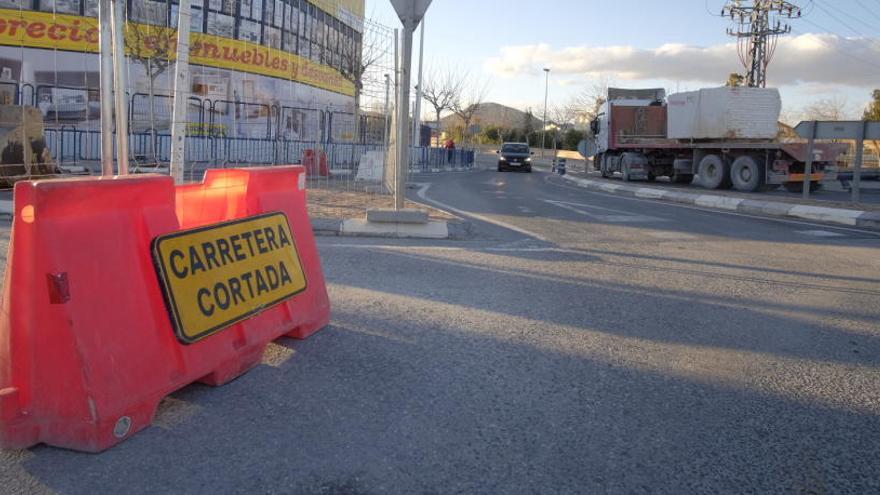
[307, 187, 456, 221]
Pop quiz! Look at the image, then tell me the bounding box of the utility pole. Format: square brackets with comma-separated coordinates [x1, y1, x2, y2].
[541, 67, 550, 157]
[169, 0, 193, 184]
[110, 0, 129, 174]
[412, 17, 425, 147]
[389, 0, 431, 211]
[98, 0, 115, 176]
[722, 0, 803, 88]
[98, 0, 131, 176]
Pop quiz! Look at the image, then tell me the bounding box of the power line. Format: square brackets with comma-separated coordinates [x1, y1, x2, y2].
[812, 0, 876, 37]
[721, 1, 807, 87]
[823, 0, 880, 34]
[854, 0, 880, 23]
[791, 21, 880, 71]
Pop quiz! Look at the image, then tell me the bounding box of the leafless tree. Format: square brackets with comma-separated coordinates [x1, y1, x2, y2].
[125, 13, 175, 162]
[452, 76, 489, 145]
[421, 65, 465, 127]
[550, 103, 581, 129]
[802, 96, 851, 121]
[338, 25, 386, 143]
[572, 77, 612, 132]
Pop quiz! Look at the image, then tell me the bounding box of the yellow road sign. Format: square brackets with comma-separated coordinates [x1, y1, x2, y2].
[152, 212, 307, 344]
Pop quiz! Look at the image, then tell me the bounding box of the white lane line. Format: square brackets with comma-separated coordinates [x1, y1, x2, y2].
[796, 230, 846, 238]
[543, 199, 601, 219]
[541, 199, 666, 223]
[414, 183, 549, 242]
[544, 176, 880, 237]
[322, 244, 463, 250]
[543, 198, 653, 215]
[647, 231, 697, 240]
[322, 243, 586, 255]
[597, 214, 667, 223]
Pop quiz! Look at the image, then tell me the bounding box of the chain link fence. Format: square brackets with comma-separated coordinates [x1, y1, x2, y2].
[0, 1, 479, 220]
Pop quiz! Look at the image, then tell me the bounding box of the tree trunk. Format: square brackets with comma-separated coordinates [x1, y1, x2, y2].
[353, 88, 361, 143]
[435, 109, 441, 145]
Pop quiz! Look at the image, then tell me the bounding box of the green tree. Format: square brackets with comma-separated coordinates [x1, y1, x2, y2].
[563, 129, 585, 151]
[479, 125, 502, 145]
[864, 90, 880, 157]
[864, 89, 880, 120]
[523, 108, 535, 137]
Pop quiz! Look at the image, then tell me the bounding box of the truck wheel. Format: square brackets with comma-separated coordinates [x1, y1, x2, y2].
[599, 154, 612, 178]
[783, 181, 821, 193]
[698, 154, 732, 190]
[646, 172, 656, 182]
[730, 155, 765, 192]
[672, 173, 693, 184]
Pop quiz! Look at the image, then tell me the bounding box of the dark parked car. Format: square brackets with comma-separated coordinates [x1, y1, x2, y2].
[496, 142, 533, 172]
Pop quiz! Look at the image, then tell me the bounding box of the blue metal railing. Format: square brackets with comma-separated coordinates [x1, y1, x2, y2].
[410, 147, 476, 171]
[43, 129, 475, 178]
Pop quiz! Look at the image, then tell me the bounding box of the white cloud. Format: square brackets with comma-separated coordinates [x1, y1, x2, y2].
[484, 34, 880, 88]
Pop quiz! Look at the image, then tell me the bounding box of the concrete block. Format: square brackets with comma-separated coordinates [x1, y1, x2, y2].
[788, 205, 862, 226]
[695, 195, 743, 210]
[663, 191, 698, 205]
[635, 188, 666, 199]
[341, 219, 448, 239]
[366, 208, 428, 224]
[310, 218, 342, 235]
[737, 200, 793, 217]
[856, 211, 880, 228]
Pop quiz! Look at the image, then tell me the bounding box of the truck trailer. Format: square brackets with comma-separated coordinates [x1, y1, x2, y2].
[584, 87, 846, 193]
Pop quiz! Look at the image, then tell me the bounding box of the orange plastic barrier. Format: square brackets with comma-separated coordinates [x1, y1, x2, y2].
[302, 149, 329, 177]
[0, 166, 330, 452]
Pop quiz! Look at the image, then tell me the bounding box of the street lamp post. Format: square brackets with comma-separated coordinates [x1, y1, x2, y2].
[541, 67, 550, 158]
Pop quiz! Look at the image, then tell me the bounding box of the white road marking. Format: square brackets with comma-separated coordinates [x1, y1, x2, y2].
[323, 243, 586, 255]
[597, 214, 666, 223]
[647, 231, 697, 240]
[323, 244, 464, 251]
[796, 230, 846, 238]
[543, 198, 652, 215]
[545, 176, 880, 237]
[517, 206, 534, 214]
[542, 199, 667, 223]
[414, 183, 549, 242]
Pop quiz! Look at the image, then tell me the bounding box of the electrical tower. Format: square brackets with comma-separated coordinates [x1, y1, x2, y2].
[722, 0, 803, 88]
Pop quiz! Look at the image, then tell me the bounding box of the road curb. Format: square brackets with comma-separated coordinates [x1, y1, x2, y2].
[1, 195, 465, 238]
[560, 175, 880, 229]
[310, 217, 464, 239]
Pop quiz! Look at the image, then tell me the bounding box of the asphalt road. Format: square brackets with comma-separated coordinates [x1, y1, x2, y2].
[1, 166, 880, 493]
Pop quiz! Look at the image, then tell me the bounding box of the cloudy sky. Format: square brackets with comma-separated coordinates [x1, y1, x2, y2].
[365, 0, 880, 121]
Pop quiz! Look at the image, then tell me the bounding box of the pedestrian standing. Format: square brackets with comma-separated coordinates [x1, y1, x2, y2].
[445, 137, 456, 163]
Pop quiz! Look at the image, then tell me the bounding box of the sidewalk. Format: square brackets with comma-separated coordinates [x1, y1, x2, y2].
[559, 173, 880, 229]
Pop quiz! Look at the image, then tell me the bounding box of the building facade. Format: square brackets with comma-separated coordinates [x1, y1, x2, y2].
[0, 0, 364, 145]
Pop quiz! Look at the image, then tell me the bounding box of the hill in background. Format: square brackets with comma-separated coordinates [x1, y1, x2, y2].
[438, 102, 543, 132]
